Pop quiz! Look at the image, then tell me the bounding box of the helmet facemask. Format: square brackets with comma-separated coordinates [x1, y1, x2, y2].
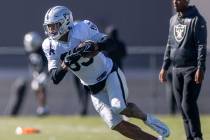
[44, 22, 62, 40]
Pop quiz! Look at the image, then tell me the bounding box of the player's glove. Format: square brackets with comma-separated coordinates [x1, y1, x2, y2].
[74, 40, 97, 57]
[64, 51, 81, 67]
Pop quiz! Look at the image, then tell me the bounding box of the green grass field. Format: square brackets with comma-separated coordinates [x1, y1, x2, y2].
[0, 115, 209, 140]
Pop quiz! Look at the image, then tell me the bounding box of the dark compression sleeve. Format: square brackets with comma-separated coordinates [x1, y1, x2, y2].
[50, 68, 68, 84]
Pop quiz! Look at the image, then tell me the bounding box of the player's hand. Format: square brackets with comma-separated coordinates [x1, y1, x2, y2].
[75, 40, 98, 58]
[159, 69, 167, 83]
[61, 61, 68, 71]
[194, 69, 204, 84]
[64, 51, 81, 66]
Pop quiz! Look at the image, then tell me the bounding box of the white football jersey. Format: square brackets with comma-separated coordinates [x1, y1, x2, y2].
[42, 20, 113, 85]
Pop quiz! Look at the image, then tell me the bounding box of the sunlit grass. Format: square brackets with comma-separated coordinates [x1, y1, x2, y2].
[0, 115, 209, 140]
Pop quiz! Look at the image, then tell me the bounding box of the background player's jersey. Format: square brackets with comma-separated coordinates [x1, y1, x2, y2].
[27, 47, 48, 79]
[42, 20, 113, 85]
[27, 48, 47, 75]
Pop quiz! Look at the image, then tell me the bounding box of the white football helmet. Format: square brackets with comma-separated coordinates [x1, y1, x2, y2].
[43, 6, 73, 40]
[23, 32, 43, 52]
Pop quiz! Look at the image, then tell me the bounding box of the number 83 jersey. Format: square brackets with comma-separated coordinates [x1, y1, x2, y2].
[42, 20, 113, 86]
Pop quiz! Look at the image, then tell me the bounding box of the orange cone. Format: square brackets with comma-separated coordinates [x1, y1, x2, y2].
[15, 127, 40, 135]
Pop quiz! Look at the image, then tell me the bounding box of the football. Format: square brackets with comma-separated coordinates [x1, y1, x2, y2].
[76, 40, 99, 58]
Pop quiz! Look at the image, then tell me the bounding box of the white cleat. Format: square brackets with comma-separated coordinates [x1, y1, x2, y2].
[157, 135, 165, 140]
[144, 114, 170, 137]
[36, 106, 49, 116]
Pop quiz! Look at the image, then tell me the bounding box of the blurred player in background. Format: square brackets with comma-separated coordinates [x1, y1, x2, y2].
[42, 6, 169, 140]
[159, 0, 207, 139]
[8, 32, 49, 116]
[104, 25, 127, 70]
[73, 75, 90, 116]
[24, 32, 49, 116]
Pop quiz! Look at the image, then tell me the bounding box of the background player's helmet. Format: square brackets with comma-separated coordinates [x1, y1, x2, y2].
[23, 32, 43, 52]
[43, 6, 73, 40]
[105, 25, 118, 40]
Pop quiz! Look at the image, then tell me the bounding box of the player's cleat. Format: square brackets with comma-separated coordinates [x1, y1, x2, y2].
[144, 114, 170, 137]
[36, 106, 49, 116]
[157, 135, 165, 140]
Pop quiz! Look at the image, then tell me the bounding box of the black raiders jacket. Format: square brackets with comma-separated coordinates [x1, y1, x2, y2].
[162, 6, 207, 71]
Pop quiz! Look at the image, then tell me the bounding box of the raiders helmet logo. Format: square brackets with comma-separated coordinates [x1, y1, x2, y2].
[174, 24, 187, 42]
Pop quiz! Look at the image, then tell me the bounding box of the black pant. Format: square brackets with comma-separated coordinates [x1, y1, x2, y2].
[172, 67, 202, 140]
[166, 71, 177, 114]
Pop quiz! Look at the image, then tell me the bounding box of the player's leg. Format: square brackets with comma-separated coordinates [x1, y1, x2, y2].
[90, 91, 160, 140]
[31, 73, 49, 116]
[8, 77, 27, 116]
[106, 68, 170, 137]
[113, 120, 158, 140]
[34, 87, 48, 115]
[120, 103, 170, 137]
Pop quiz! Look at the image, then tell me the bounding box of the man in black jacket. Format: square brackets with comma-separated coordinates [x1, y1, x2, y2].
[159, 0, 207, 140]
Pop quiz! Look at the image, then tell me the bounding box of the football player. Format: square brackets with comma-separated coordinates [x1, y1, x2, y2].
[8, 32, 49, 116]
[42, 6, 170, 140]
[24, 32, 49, 116]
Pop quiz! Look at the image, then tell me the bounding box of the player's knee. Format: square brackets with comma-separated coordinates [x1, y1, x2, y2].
[31, 80, 41, 91]
[111, 98, 125, 114]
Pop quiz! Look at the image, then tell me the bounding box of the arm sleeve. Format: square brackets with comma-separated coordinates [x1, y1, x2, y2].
[50, 68, 68, 84]
[162, 18, 172, 71]
[194, 16, 207, 71]
[162, 44, 171, 71]
[42, 38, 67, 84]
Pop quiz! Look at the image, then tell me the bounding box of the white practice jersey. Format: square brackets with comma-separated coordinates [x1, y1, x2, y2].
[42, 20, 113, 85]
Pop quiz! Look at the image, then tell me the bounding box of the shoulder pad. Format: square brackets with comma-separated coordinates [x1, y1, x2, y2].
[83, 20, 99, 31]
[71, 20, 99, 40]
[42, 38, 50, 51]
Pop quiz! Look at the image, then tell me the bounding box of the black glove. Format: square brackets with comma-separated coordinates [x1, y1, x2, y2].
[74, 40, 96, 57]
[64, 51, 81, 67]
